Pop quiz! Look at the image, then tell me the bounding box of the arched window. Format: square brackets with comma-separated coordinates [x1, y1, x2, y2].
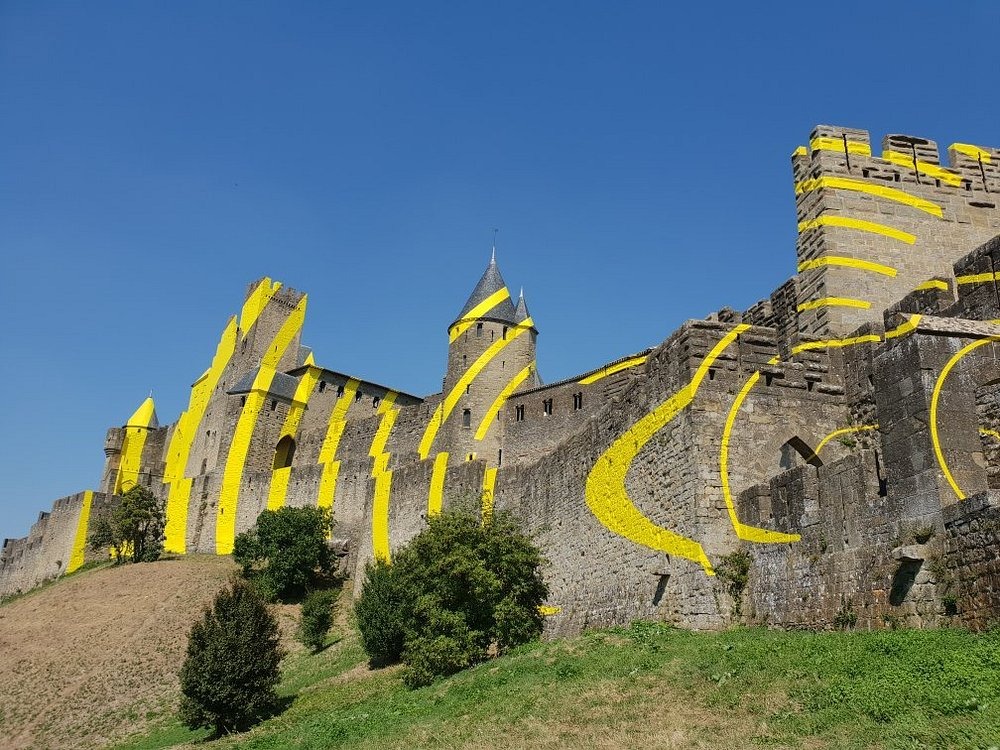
[273, 435, 296, 470]
[462, 408, 472, 428]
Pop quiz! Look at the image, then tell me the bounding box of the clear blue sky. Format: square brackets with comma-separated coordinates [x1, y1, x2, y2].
[2, 1, 998, 541]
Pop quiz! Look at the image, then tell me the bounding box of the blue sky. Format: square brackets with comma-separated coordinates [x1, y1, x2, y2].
[1, 1, 998, 541]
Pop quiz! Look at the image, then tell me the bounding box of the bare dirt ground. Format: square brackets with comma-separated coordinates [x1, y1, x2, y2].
[0, 555, 235, 750]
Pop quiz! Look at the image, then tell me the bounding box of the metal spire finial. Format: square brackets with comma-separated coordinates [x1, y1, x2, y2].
[491, 228, 499, 262]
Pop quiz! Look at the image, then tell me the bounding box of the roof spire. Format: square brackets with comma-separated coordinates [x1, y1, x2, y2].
[514, 288, 532, 325]
[491, 228, 498, 263]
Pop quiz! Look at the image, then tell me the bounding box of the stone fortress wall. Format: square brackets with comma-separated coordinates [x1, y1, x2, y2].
[4, 125, 1000, 634]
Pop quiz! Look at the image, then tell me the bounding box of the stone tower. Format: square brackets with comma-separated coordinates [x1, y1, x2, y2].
[429, 255, 537, 469]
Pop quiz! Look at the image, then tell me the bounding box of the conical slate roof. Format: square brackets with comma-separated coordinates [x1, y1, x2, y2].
[514, 289, 531, 324]
[125, 396, 158, 429]
[452, 256, 517, 325]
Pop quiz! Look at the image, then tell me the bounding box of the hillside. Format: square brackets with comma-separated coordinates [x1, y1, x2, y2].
[3, 558, 1000, 750]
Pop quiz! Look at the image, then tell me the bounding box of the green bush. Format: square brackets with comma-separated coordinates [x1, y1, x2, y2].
[298, 589, 336, 652]
[355, 512, 548, 687]
[233, 506, 333, 600]
[88, 484, 165, 563]
[179, 576, 282, 735]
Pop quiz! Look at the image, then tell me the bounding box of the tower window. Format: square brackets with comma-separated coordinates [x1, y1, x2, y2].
[515, 404, 525, 422]
[466, 384, 471, 394]
[573, 392, 583, 410]
[462, 409, 472, 427]
[373, 396, 380, 409]
[355, 390, 363, 402]
[270, 399, 277, 411]
[476, 322, 483, 338]
[273, 435, 296, 470]
[463, 354, 467, 366]
[502, 326, 508, 339]
[240, 396, 246, 407]
[337, 384, 345, 397]
[543, 398, 553, 416]
[498, 449, 503, 466]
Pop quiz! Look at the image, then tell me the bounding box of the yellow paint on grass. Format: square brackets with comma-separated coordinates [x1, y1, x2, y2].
[162, 316, 239, 553]
[719, 370, 802, 544]
[114, 397, 157, 494]
[216, 296, 306, 554]
[267, 366, 322, 510]
[475, 364, 534, 440]
[419, 319, 533, 458]
[882, 150, 963, 187]
[449, 287, 512, 342]
[316, 378, 360, 511]
[797, 297, 871, 312]
[798, 216, 915, 245]
[428, 452, 449, 515]
[579, 355, 649, 385]
[584, 326, 748, 575]
[795, 177, 943, 217]
[930, 336, 1000, 501]
[809, 137, 872, 156]
[67, 490, 94, 574]
[951, 143, 992, 163]
[481, 467, 498, 523]
[797, 256, 897, 277]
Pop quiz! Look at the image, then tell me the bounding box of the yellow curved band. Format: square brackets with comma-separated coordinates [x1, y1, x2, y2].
[795, 177, 943, 217]
[579, 355, 649, 385]
[798, 216, 915, 245]
[798, 256, 898, 277]
[797, 297, 871, 312]
[449, 287, 511, 342]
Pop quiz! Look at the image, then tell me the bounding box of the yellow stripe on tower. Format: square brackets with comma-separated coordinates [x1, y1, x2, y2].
[419, 318, 533, 458]
[481, 467, 498, 523]
[797, 256, 897, 277]
[797, 297, 871, 312]
[162, 317, 239, 553]
[66, 490, 94, 574]
[809, 137, 872, 156]
[579, 355, 648, 385]
[798, 216, 915, 245]
[428, 452, 449, 515]
[316, 378, 360, 512]
[795, 177, 943, 217]
[266, 366, 322, 510]
[449, 287, 512, 342]
[239, 278, 283, 339]
[813, 424, 879, 456]
[882, 150, 963, 187]
[372, 470, 394, 562]
[915, 279, 949, 292]
[951, 143, 992, 163]
[956, 272, 1000, 285]
[216, 296, 306, 554]
[114, 397, 157, 494]
[474, 364, 534, 441]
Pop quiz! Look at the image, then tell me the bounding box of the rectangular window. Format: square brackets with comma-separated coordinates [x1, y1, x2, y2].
[462, 408, 472, 427]
[515, 404, 525, 422]
[573, 392, 583, 410]
[543, 398, 553, 416]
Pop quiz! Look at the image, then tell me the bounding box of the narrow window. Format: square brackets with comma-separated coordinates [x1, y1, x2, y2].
[573, 392, 583, 410]
[462, 409, 472, 428]
[318, 381, 326, 393]
[498, 449, 503, 466]
[490, 329, 494, 341]
[270, 399, 277, 411]
[463, 354, 467, 366]
[466, 384, 471, 394]
[337, 384, 345, 397]
[502, 326, 508, 339]
[240, 396, 246, 407]
[515, 404, 525, 422]
[373, 396, 380, 409]
[355, 390, 363, 402]
[476, 322, 483, 338]
[543, 398, 553, 416]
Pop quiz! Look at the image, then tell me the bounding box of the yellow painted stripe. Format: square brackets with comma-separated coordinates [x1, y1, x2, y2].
[266, 366, 322, 511]
[931, 336, 1000, 501]
[481, 467, 498, 523]
[798, 216, 915, 245]
[66, 490, 94, 574]
[916, 279, 949, 291]
[885, 314, 922, 340]
[798, 256, 897, 277]
[579, 355, 649, 385]
[951, 143, 992, 164]
[791, 333, 882, 355]
[216, 296, 307, 554]
[797, 297, 871, 312]
[980, 427, 1000, 441]
[163, 316, 239, 553]
[316, 378, 361, 512]
[372, 469, 393, 563]
[474, 364, 534, 441]
[114, 397, 157, 494]
[239, 278, 283, 339]
[814, 424, 879, 456]
[957, 272, 1000, 285]
[795, 177, 943, 217]
[376, 390, 398, 415]
[584, 325, 749, 576]
[449, 287, 512, 343]
[719, 369, 802, 544]
[266, 467, 293, 512]
[369, 406, 399, 460]
[793, 146, 807, 157]
[810, 137, 872, 156]
[539, 605, 561, 616]
[419, 319, 533, 459]
[882, 150, 963, 187]
[428, 451, 449, 515]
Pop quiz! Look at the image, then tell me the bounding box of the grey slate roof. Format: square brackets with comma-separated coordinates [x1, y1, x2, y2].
[453, 257, 517, 325]
[227, 369, 301, 402]
[514, 290, 531, 324]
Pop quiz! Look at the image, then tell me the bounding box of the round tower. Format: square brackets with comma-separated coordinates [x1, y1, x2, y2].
[436, 253, 538, 468]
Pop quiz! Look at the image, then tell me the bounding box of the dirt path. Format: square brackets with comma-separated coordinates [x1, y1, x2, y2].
[0, 556, 235, 750]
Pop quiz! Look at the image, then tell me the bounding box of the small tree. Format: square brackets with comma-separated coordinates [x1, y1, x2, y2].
[88, 484, 165, 563]
[233, 506, 333, 600]
[355, 512, 548, 687]
[179, 576, 282, 735]
[298, 589, 336, 652]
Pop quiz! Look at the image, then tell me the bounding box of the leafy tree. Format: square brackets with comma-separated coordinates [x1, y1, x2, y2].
[233, 506, 333, 600]
[179, 576, 282, 735]
[88, 484, 165, 563]
[355, 512, 548, 687]
[298, 589, 336, 652]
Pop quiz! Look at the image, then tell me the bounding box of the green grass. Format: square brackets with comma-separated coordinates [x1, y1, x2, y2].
[113, 621, 1000, 750]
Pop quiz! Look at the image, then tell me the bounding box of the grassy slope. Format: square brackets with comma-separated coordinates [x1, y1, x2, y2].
[118, 597, 1000, 750]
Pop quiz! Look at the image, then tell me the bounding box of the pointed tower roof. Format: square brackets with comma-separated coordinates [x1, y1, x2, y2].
[514, 287, 538, 332]
[125, 396, 158, 429]
[452, 255, 518, 327]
